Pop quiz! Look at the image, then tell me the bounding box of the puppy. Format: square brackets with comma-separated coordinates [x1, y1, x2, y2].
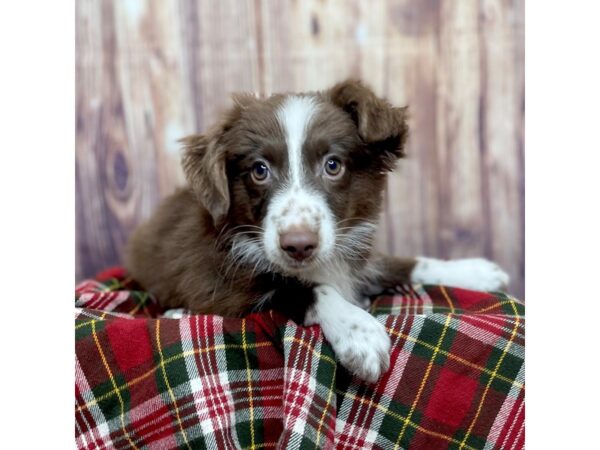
[126, 80, 508, 383]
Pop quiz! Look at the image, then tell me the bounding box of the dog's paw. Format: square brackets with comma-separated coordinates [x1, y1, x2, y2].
[412, 257, 509, 292]
[307, 284, 391, 383]
[162, 308, 189, 319]
[332, 311, 391, 383]
[458, 258, 510, 291]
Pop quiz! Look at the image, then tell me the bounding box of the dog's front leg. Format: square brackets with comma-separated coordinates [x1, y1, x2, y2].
[366, 255, 509, 292]
[411, 257, 509, 291]
[304, 284, 391, 383]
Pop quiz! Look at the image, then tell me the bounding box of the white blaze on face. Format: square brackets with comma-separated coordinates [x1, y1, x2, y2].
[263, 96, 336, 269]
[276, 96, 315, 187]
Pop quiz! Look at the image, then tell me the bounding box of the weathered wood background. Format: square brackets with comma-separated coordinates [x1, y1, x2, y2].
[76, 0, 525, 298]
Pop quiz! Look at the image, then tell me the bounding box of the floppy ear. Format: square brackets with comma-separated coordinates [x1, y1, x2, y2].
[181, 133, 229, 227]
[327, 79, 409, 169]
[181, 95, 257, 227]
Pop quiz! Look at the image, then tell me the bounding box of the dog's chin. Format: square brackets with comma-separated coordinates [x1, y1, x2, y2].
[271, 254, 320, 276]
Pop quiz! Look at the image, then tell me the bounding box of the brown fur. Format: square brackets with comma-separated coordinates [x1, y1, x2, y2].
[126, 79, 416, 319]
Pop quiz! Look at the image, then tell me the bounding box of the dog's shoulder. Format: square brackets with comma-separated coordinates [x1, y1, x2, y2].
[150, 187, 215, 234]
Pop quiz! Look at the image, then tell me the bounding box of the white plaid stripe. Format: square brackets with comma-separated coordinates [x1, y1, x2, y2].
[75, 280, 104, 294]
[429, 314, 525, 358]
[75, 358, 113, 449]
[484, 364, 525, 450]
[101, 291, 135, 312]
[366, 314, 424, 448]
[500, 399, 524, 450]
[75, 308, 133, 322]
[102, 395, 198, 449]
[180, 315, 242, 449]
[376, 284, 434, 316]
[127, 395, 179, 444]
[508, 363, 525, 400]
[75, 292, 103, 309]
[462, 314, 525, 340]
[509, 415, 525, 450]
[281, 326, 322, 445]
[414, 285, 433, 316]
[76, 292, 118, 310]
[335, 314, 422, 449]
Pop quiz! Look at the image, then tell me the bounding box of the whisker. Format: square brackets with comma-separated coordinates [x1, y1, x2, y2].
[336, 217, 369, 225]
[336, 223, 376, 230]
[214, 224, 265, 250]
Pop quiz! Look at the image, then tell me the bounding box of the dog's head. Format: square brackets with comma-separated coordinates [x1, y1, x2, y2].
[182, 80, 408, 278]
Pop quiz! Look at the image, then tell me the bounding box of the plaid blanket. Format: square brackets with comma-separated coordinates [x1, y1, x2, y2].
[75, 267, 524, 449]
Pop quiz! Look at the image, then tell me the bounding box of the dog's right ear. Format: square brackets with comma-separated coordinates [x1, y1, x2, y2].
[181, 133, 229, 228]
[181, 94, 257, 227]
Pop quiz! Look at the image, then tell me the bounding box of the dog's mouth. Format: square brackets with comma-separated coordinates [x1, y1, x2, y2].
[264, 239, 329, 276]
[276, 253, 320, 272]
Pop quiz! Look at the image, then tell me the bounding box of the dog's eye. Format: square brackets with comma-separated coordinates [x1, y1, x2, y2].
[251, 161, 270, 183]
[324, 157, 344, 178]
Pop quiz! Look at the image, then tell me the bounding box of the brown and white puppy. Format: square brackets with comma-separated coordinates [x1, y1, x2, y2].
[126, 80, 508, 383]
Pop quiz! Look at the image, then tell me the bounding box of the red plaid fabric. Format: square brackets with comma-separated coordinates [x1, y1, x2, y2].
[75, 267, 524, 449]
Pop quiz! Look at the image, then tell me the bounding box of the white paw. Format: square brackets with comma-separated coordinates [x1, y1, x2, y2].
[307, 285, 391, 383]
[412, 257, 509, 292]
[162, 308, 188, 319]
[332, 311, 391, 383]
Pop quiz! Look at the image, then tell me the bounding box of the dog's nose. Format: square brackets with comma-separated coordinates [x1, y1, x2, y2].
[279, 227, 319, 261]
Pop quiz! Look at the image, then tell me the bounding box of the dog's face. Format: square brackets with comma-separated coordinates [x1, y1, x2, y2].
[182, 80, 408, 278]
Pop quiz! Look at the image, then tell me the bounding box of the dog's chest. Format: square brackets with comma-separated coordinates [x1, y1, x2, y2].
[302, 261, 361, 305]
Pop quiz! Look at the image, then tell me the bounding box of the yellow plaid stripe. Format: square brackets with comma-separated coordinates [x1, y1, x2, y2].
[241, 319, 256, 449]
[394, 313, 453, 447]
[281, 334, 338, 449]
[283, 336, 337, 367]
[242, 443, 277, 449]
[75, 318, 98, 330]
[91, 318, 139, 450]
[475, 299, 523, 314]
[311, 340, 337, 449]
[127, 291, 150, 316]
[458, 301, 522, 448]
[440, 286, 456, 313]
[155, 320, 192, 450]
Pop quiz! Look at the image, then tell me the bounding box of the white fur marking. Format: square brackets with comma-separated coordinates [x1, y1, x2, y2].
[306, 284, 391, 383]
[276, 96, 318, 186]
[263, 187, 336, 271]
[411, 257, 510, 292]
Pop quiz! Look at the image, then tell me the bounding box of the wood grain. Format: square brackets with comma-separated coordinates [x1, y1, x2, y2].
[76, 0, 525, 298]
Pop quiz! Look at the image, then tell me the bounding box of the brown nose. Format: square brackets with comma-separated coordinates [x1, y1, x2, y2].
[279, 227, 319, 261]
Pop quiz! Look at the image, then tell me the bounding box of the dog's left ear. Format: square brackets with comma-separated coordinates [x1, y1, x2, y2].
[327, 79, 409, 169]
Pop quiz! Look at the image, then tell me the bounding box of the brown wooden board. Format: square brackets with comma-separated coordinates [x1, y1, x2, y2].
[76, 0, 524, 298]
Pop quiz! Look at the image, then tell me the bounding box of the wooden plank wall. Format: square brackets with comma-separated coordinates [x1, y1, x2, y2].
[76, 0, 525, 299]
